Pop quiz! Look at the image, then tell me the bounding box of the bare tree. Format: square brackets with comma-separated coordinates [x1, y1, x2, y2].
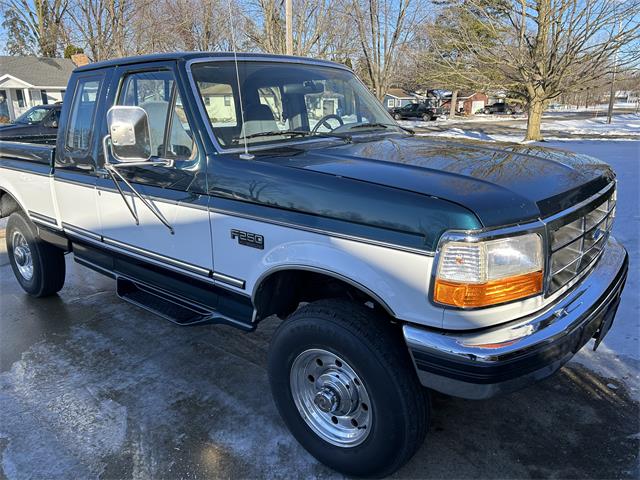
[65, 0, 134, 60]
[349, 0, 424, 99]
[158, 0, 233, 51]
[244, 0, 348, 57]
[1, 0, 69, 56]
[430, 0, 640, 140]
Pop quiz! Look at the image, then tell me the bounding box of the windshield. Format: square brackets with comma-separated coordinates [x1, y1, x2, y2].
[16, 106, 50, 124]
[191, 61, 401, 148]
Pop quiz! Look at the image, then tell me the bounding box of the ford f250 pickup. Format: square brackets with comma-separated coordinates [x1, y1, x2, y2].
[0, 52, 628, 477]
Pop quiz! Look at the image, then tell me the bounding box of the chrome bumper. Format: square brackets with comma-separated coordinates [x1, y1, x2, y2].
[404, 237, 629, 399]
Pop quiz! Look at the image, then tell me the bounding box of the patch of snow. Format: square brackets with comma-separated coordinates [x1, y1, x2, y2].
[412, 114, 640, 143]
[514, 113, 640, 137]
[398, 114, 524, 129]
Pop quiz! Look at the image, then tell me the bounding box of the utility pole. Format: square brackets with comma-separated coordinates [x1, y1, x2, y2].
[606, 58, 618, 124]
[285, 0, 293, 56]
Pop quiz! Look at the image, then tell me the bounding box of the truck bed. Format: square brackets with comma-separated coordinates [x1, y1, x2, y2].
[0, 140, 56, 223]
[0, 140, 55, 167]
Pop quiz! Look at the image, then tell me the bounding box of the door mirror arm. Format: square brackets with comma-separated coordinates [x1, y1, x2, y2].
[102, 135, 175, 235]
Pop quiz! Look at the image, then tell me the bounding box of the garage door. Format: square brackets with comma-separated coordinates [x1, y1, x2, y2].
[471, 100, 485, 114]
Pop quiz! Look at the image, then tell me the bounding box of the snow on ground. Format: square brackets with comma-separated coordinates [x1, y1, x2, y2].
[398, 114, 525, 130]
[547, 102, 639, 112]
[410, 113, 640, 142]
[417, 127, 525, 143]
[515, 113, 640, 137]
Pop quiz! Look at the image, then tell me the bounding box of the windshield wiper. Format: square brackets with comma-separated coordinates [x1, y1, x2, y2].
[348, 122, 390, 130]
[395, 124, 415, 135]
[348, 122, 415, 135]
[309, 131, 352, 142]
[234, 129, 351, 144]
[235, 130, 309, 141]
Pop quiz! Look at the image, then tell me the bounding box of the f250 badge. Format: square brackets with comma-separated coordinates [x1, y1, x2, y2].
[230, 229, 264, 250]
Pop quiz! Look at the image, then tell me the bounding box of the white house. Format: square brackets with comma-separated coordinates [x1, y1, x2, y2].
[0, 55, 86, 123]
[383, 88, 419, 109]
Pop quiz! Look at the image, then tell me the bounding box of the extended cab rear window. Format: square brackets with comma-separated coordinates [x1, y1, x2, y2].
[65, 77, 101, 152]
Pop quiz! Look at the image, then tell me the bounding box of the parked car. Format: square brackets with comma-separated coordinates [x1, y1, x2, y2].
[483, 102, 518, 114]
[0, 52, 628, 478]
[0, 104, 62, 143]
[389, 101, 444, 121]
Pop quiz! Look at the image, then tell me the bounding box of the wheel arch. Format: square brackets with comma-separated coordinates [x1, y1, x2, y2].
[252, 265, 397, 323]
[0, 187, 26, 219]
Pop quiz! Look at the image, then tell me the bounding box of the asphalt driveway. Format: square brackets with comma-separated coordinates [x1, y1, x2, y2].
[1, 256, 638, 479]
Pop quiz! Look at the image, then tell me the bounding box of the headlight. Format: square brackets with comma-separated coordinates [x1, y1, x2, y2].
[434, 233, 544, 308]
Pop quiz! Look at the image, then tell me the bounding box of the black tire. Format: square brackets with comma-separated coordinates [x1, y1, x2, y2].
[422, 114, 430, 121]
[393, 113, 402, 120]
[6, 212, 65, 297]
[268, 299, 428, 478]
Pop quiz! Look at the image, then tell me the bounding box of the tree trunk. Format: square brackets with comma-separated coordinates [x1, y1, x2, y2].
[525, 98, 545, 141]
[449, 90, 458, 118]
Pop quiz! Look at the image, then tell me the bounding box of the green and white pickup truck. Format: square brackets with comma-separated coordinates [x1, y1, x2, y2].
[0, 52, 628, 477]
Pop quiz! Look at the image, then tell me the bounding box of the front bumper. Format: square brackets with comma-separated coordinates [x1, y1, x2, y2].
[404, 237, 628, 399]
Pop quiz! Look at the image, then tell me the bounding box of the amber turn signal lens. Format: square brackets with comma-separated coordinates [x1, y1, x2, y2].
[434, 270, 543, 308]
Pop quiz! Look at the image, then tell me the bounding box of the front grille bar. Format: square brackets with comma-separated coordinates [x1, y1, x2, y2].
[546, 183, 616, 294]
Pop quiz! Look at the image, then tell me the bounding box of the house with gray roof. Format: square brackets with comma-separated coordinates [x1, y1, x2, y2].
[0, 56, 85, 122]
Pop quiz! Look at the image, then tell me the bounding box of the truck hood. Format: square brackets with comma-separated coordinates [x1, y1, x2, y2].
[276, 135, 614, 227]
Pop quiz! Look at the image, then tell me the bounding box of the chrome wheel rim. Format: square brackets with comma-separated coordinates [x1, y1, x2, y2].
[12, 231, 33, 281]
[290, 348, 372, 447]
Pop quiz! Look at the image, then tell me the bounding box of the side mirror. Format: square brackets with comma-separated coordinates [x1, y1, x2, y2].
[106, 106, 151, 162]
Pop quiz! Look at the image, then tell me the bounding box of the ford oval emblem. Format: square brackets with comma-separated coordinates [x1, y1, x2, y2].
[590, 227, 605, 242]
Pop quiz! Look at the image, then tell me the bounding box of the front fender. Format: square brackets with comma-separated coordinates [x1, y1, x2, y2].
[211, 211, 444, 328]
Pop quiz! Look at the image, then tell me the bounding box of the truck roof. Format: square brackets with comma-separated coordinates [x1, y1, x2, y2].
[74, 52, 350, 73]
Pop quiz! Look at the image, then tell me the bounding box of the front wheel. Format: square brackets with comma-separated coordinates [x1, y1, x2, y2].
[6, 212, 66, 297]
[268, 299, 428, 477]
[393, 113, 402, 120]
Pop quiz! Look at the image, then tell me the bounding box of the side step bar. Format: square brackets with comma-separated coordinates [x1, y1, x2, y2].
[116, 276, 254, 331]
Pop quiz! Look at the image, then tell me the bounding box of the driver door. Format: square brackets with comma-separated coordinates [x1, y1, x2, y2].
[97, 64, 213, 282]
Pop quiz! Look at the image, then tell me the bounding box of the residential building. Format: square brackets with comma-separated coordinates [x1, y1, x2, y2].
[383, 88, 418, 109]
[0, 54, 88, 123]
[442, 91, 489, 115]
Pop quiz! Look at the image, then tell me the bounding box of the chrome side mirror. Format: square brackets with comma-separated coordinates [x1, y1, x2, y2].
[106, 106, 151, 162]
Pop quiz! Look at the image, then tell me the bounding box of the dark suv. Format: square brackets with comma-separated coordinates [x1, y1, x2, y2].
[483, 102, 517, 115]
[390, 102, 443, 121]
[0, 104, 62, 143]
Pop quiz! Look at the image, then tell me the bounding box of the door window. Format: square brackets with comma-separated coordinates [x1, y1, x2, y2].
[118, 70, 196, 161]
[113, 69, 201, 191]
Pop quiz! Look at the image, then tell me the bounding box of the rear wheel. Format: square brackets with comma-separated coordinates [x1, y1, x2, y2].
[268, 299, 429, 477]
[6, 212, 65, 297]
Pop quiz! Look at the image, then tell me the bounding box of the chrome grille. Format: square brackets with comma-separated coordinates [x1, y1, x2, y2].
[548, 187, 616, 293]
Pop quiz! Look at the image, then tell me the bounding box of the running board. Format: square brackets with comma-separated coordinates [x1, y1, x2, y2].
[116, 277, 254, 330]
